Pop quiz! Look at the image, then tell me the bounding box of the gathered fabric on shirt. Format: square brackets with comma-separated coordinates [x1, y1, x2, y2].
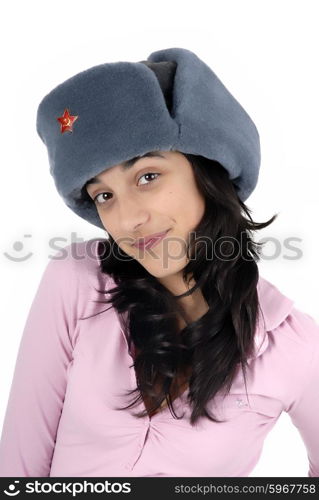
[0, 239, 318, 477]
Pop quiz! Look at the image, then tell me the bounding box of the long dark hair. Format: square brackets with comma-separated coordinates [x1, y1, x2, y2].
[76, 153, 278, 425]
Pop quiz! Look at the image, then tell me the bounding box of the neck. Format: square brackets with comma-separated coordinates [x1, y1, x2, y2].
[158, 272, 209, 326]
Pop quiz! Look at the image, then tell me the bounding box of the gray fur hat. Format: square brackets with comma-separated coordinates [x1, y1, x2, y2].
[36, 47, 260, 230]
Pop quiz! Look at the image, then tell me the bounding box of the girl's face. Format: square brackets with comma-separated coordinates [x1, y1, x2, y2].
[86, 151, 205, 280]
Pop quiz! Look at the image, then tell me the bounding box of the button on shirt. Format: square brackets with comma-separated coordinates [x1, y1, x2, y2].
[0, 240, 318, 477]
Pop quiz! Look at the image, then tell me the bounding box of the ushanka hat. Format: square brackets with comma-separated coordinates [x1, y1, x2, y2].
[36, 47, 261, 230]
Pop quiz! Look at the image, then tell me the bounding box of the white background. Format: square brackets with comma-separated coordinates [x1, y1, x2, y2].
[0, 0, 318, 477]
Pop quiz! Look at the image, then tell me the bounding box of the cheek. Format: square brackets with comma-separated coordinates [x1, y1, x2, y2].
[162, 188, 205, 225]
[96, 215, 116, 240]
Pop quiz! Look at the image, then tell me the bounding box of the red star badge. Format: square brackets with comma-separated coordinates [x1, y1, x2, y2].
[57, 108, 78, 133]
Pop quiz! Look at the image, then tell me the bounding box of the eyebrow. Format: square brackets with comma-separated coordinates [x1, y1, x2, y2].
[85, 152, 166, 186]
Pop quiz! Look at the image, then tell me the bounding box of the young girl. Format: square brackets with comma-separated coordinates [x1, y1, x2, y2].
[0, 47, 318, 477]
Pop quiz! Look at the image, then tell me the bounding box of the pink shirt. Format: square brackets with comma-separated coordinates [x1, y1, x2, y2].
[0, 240, 318, 477]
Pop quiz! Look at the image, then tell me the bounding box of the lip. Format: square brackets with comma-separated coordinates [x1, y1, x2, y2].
[133, 229, 170, 249]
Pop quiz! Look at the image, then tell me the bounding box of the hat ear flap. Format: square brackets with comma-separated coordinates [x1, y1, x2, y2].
[146, 47, 261, 202]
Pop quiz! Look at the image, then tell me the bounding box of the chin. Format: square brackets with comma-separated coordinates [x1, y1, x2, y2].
[146, 269, 172, 279]
[143, 262, 185, 279]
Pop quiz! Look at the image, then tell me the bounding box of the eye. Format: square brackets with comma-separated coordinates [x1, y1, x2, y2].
[137, 172, 160, 186]
[93, 172, 161, 206]
[94, 192, 112, 205]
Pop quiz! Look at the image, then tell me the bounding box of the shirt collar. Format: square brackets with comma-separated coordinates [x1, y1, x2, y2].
[249, 275, 295, 360]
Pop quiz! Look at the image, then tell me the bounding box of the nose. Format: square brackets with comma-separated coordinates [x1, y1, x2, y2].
[116, 196, 150, 242]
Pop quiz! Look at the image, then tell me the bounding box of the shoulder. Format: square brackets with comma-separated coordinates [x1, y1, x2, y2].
[42, 239, 114, 316]
[46, 239, 109, 281]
